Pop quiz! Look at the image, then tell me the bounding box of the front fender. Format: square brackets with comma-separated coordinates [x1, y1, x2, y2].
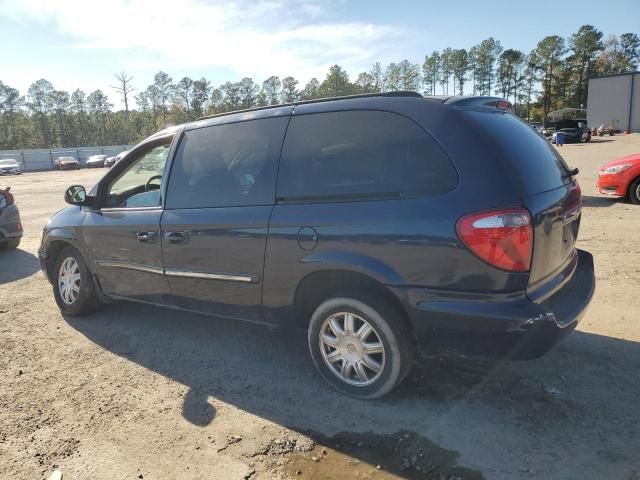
[39, 206, 89, 280]
[39, 228, 83, 281]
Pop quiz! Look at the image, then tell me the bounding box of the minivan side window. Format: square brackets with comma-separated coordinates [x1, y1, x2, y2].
[276, 110, 458, 201]
[165, 117, 289, 209]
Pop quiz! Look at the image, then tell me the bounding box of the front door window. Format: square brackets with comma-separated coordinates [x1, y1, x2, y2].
[105, 140, 172, 208]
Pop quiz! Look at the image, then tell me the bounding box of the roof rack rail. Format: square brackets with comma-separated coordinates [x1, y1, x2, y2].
[196, 91, 423, 121]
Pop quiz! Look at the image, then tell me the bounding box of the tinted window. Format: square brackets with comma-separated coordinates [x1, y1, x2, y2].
[166, 117, 289, 209]
[466, 111, 571, 194]
[277, 110, 457, 200]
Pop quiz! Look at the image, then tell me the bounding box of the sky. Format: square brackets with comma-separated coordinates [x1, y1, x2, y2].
[1, 0, 638, 109]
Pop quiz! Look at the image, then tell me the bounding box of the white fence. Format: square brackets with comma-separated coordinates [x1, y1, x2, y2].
[0, 145, 134, 172]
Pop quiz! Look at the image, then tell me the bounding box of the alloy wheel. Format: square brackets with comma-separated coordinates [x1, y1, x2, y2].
[58, 257, 81, 305]
[319, 312, 386, 386]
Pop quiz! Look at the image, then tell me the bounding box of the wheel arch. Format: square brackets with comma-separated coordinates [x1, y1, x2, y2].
[45, 238, 77, 280]
[626, 173, 640, 201]
[292, 268, 416, 344]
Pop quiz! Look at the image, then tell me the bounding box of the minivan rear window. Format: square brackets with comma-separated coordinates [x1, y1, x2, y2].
[466, 111, 571, 194]
[277, 110, 458, 201]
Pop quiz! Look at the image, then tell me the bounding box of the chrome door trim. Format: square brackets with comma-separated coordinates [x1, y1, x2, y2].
[96, 261, 258, 283]
[165, 268, 257, 283]
[95, 260, 164, 275]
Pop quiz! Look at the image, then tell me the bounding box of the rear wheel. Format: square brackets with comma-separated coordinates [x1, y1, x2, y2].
[308, 294, 414, 399]
[629, 177, 640, 205]
[52, 246, 101, 315]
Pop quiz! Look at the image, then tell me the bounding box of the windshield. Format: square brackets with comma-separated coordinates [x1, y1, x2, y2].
[0, 159, 17, 165]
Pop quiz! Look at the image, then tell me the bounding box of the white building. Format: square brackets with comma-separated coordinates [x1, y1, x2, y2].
[587, 72, 640, 132]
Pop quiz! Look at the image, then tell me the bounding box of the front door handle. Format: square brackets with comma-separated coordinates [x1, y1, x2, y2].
[137, 231, 158, 243]
[164, 231, 188, 244]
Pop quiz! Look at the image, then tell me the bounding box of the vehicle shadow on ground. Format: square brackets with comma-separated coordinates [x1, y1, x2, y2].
[64, 301, 640, 478]
[581, 195, 621, 207]
[0, 247, 40, 284]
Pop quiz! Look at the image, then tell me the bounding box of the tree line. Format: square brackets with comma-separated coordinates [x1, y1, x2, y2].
[0, 26, 638, 150]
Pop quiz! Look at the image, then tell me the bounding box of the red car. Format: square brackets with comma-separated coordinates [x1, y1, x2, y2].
[597, 153, 640, 204]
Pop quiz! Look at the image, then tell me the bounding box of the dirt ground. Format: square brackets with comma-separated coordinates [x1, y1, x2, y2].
[1, 135, 639, 480]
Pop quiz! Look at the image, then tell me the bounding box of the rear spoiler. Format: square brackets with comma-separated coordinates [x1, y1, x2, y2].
[424, 95, 513, 112]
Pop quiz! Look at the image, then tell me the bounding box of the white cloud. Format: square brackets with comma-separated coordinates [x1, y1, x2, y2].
[1, 0, 403, 83]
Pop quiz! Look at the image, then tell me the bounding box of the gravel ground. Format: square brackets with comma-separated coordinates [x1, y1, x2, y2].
[1, 135, 639, 480]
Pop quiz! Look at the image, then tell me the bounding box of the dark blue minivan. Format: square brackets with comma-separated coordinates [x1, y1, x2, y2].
[39, 92, 595, 398]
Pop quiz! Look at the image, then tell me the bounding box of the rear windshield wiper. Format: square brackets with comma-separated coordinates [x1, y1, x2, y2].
[563, 167, 579, 179]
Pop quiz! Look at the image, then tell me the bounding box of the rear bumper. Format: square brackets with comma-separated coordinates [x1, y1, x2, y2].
[0, 204, 23, 240]
[393, 249, 595, 360]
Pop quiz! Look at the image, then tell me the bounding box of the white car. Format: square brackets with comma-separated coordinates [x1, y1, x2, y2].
[0, 158, 22, 175]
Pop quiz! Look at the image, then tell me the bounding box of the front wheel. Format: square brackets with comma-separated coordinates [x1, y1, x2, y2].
[308, 295, 414, 399]
[629, 177, 640, 205]
[53, 246, 101, 315]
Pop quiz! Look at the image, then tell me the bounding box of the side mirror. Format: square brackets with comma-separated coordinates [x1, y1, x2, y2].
[64, 185, 88, 205]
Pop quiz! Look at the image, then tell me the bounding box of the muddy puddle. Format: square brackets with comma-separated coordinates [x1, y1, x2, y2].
[278, 430, 484, 479]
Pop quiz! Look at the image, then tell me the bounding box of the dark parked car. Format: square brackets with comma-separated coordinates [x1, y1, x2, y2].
[552, 119, 591, 143]
[104, 150, 129, 168]
[0, 186, 22, 249]
[86, 154, 107, 168]
[0, 158, 22, 175]
[552, 128, 580, 143]
[38, 93, 595, 398]
[53, 156, 80, 170]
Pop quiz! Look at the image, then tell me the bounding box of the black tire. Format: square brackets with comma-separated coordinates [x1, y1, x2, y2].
[52, 246, 101, 316]
[308, 294, 415, 399]
[629, 177, 640, 205]
[1, 237, 21, 249]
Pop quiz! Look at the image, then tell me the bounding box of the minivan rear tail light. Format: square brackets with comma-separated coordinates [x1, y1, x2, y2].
[456, 208, 533, 272]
